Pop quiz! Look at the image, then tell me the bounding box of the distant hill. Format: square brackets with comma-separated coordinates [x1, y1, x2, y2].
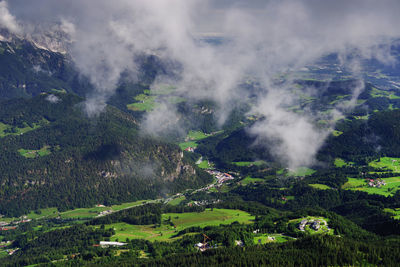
[0, 94, 211, 216]
[320, 109, 400, 163]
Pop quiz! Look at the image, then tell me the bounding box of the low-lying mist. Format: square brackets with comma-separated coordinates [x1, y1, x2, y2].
[3, 0, 400, 168]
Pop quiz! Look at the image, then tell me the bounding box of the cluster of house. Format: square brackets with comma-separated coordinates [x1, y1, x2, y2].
[0, 217, 32, 231]
[298, 219, 320, 231]
[206, 170, 234, 184]
[366, 179, 386, 188]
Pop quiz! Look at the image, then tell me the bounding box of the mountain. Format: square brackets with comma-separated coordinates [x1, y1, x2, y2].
[0, 93, 211, 217]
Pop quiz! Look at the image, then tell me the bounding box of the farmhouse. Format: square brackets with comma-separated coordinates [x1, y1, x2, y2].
[299, 219, 308, 231]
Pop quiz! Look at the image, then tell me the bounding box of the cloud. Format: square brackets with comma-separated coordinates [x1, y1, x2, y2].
[45, 94, 61, 104]
[0, 1, 20, 34]
[5, 0, 400, 168]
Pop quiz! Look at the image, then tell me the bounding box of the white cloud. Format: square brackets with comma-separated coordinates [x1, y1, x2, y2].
[0, 1, 20, 34]
[5, 0, 400, 167]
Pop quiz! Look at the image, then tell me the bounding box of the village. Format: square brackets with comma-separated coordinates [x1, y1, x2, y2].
[366, 178, 386, 188]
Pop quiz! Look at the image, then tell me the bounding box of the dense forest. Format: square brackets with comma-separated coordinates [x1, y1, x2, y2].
[0, 93, 212, 216]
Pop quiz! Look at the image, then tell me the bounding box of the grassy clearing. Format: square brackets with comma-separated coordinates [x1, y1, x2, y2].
[197, 160, 211, 169]
[232, 161, 266, 167]
[0, 120, 47, 138]
[187, 130, 208, 141]
[1, 200, 155, 222]
[106, 209, 254, 242]
[309, 184, 331, 190]
[343, 177, 400, 196]
[18, 146, 51, 158]
[288, 167, 316, 177]
[179, 141, 198, 150]
[168, 196, 186, 206]
[370, 87, 400, 99]
[240, 176, 265, 185]
[384, 208, 400, 220]
[334, 158, 355, 168]
[253, 234, 295, 245]
[369, 157, 400, 172]
[127, 94, 158, 111]
[179, 130, 209, 150]
[332, 130, 343, 136]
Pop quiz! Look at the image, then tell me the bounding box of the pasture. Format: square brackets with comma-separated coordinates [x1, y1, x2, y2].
[288, 167, 316, 177]
[240, 176, 265, 185]
[0, 121, 44, 138]
[127, 94, 158, 111]
[105, 209, 254, 242]
[253, 234, 295, 245]
[18, 146, 51, 158]
[232, 161, 266, 167]
[342, 177, 400, 196]
[369, 157, 400, 172]
[309, 184, 331, 190]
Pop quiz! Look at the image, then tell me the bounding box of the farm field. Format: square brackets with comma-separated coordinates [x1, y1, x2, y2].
[288, 167, 316, 177]
[309, 183, 331, 190]
[240, 176, 265, 185]
[369, 157, 400, 172]
[0, 120, 45, 138]
[127, 94, 158, 111]
[197, 159, 211, 169]
[342, 177, 400, 196]
[179, 141, 198, 150]
[179, 130, 209, 150]
[105, 209, 254, 242]
[232, 161, 266, 167]
[0, 200, 155, 222]
[168, 196, 186, 206]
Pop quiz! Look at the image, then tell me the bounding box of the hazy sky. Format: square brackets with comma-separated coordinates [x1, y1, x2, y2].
[2, 0, 400, 168]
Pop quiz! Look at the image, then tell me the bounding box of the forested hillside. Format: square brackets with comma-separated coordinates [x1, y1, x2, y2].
[0, 93, 211, 216]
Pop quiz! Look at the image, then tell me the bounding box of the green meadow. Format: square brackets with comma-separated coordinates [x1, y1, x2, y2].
[0, 120, 47, 138]
[105, 209, 254, 242]
[253, 234, 295, 244]
[240, 176, 265, 185]
[309, 184, 331, 190]
[232, 161, 266, 167]
[334, 158, 354, 167]
[342, 177, 400, 196]
[369, 157, 400, 172]
[197, 159, 211, 169]
[179, 130, 209, 150]
[288, 167, 316, 177]
[18, 146, 51, 158]
[127, 94, 158, 111]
